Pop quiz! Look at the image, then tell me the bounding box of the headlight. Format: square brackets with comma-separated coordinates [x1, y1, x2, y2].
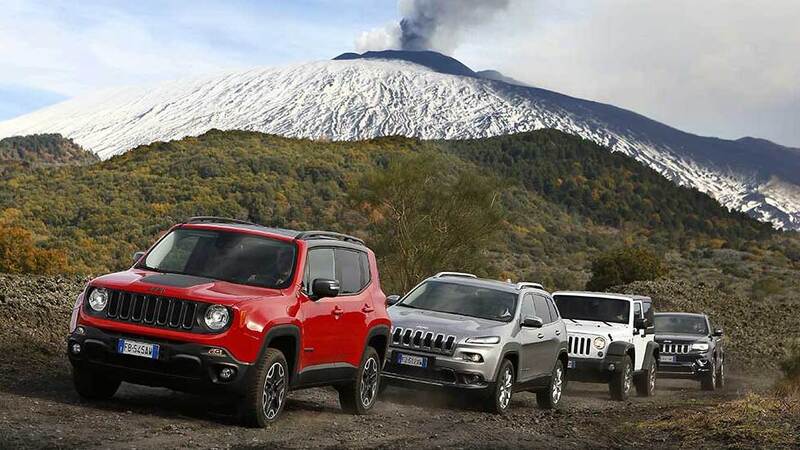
[465, 336, 501, 344]
[88, 288, 109, 311]
[691, 342, 710, 352]
[204, 305, 230, 331]
[593, 336, 607, 349]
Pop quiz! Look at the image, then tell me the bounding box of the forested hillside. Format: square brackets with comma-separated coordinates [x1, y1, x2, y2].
[0, 129, 796, 295]
[0, 134, 98, 170]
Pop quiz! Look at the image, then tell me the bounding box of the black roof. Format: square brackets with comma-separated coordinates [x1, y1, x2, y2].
[183, 216, 365, 245]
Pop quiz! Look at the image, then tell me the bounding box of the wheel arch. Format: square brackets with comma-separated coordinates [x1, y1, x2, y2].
[258, 324, 301, 385]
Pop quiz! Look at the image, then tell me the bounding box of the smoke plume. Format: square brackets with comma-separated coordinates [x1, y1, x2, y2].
[356, 0, 510, 54]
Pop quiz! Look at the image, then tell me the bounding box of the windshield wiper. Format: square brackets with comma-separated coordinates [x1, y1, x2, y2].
[601, 320, 613, 326]
[567, 318, 579, 324]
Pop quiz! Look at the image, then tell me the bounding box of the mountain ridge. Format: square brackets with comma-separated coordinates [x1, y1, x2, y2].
[0, 51, 798, 230]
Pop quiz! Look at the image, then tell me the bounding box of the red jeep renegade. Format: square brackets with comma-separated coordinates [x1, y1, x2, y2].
[67, 217, 390, 426]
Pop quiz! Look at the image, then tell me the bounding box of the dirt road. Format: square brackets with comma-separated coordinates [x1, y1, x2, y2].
[0, 355, 767, 449]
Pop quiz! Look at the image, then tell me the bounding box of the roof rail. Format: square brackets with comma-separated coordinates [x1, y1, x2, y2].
[516, 282, 544, 290]
[295, 231, 365, 245]
[186, 216, 258, 226]
[432, 272, 478, 279]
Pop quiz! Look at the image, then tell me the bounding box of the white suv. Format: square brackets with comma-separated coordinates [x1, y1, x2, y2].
[552, 291, 659, 400]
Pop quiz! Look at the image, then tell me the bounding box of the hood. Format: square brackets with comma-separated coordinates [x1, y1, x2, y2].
[389, 306, 508, 339]
[90, 269, 287, 306]
[656, 333, 709, 343]
[564, 318, 630, 340]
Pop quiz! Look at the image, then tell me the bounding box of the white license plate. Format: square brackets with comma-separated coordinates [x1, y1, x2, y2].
[660, 355, 676, 363]
[117, 339, 160, 359]
[567, 360, 576, 369]
[397, 353, 428, 368]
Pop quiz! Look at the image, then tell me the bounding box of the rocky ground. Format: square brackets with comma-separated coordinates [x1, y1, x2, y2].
[0, 274, 797, 449]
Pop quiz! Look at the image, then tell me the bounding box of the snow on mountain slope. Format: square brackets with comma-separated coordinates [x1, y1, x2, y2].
[1, 52, 798, 230]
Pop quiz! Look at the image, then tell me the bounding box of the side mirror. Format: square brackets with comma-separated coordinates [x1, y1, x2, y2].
[133, 251, 146, 264]
[311, 278, 340, 300]
[712, 328, 723, 337]
[522, 316, 543, 328]
[634, 317, 648, 330]
[386, 294, 402, 306]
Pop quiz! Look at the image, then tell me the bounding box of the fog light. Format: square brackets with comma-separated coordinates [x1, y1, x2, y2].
[608, 363, 616, 371]
[598, 351, 604, 357]
[219, 367, 236, 381]
[70, 343, 82, 355]
[462, 352, 483, 363]
[75, 326, 85, 335]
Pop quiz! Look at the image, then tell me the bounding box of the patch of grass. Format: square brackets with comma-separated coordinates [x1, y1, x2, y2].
[640, 393, 800, 449]
[776, 338, 800, 397]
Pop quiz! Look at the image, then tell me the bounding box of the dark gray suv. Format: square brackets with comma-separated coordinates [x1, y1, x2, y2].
[382, 272, 569, 413]
[655, 312, 725, 390]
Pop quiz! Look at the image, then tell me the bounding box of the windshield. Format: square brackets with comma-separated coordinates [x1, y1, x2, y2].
[398, 281, 517, 322]
[553, 295, 630, 324]
[655, 314, 708, 335]
[139, 228, 297, 289]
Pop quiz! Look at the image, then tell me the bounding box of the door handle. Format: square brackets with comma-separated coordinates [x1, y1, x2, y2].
[555, 330, 561, 336]
[537, 333, 545, 339]
[332, 306, 344, 317]
[362, 303, 374, 313]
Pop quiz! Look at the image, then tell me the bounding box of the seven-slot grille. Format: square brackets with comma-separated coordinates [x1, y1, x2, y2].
[660, 343, 690, 354]
[568, 336, 593, 356]
[93, 289, 203, 331]
[391, 327, 456, 355]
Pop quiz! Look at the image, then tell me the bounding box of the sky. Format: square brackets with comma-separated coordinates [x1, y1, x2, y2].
[1, 0, 798, 147]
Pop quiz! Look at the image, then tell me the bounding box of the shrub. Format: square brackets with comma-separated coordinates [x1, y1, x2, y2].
[0, 223, 69, 274]
[587, 246, 666, 291]
[776, 338, 800, 397]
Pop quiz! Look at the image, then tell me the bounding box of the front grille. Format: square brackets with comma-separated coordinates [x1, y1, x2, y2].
[568, 336, 592, 356]
[95, 289, 204, 331]
[660, 343, 690, 354]
[390, 327, 456, 355]
[384, 361, 457, 384]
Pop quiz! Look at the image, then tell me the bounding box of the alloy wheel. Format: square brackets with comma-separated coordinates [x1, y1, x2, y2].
[551, 366, 563, 404]
[498, 366, 513, 409]
[360, 356, 379, 407]
[623, 364, 632, 395]
[648, 364, 656, 393]
[262, 361, 286, 420]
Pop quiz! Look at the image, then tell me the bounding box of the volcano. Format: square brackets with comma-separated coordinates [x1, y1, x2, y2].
[0, 50, 798, 230]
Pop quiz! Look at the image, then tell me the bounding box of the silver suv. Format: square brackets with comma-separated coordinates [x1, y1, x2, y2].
[382, 272, 569, 413]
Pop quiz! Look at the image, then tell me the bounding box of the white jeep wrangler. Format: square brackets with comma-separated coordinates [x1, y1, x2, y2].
[552, 291, 659, 400]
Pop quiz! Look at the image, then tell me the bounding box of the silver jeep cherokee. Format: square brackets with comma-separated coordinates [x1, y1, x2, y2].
[382, 272, 569, 413]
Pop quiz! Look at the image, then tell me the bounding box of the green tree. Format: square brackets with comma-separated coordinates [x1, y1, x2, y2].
[587, 246, 666, 291]
[351, 152, 506, 292]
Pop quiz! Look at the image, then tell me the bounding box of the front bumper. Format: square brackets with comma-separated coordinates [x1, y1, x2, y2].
[382, 347, 494, 390]
[657, 354, 713, 379]
[566, 354, 628, 383]
[67, 325, 252, 394]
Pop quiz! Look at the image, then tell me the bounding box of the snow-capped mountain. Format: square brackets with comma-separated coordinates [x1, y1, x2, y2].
[1, 50, 798, 230]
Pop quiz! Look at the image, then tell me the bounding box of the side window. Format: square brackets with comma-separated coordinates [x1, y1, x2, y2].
[642, 300, 654, 323]
[358, 252, 371, 288]
[334, 249, 362, 294]
[534, 295, 553, 324]
[521, 294, 535, 318]
[305, 248, 335, 295]
[634, 302, 642, 319]
[545, 297, 559, 321]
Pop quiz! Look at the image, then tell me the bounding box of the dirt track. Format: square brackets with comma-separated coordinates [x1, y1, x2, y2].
[0, 357, 768, 449]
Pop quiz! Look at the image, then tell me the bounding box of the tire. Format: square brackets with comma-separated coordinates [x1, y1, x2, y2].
[72, 366, 121, 400]
[338, 347, 381, 415]
[701, 359, 717, 391]
[634, 357, 657, 397]
[240, 348, 289, 427]
[536, 359, 565, 409]
[485, 359, 515, 414]
[716, 357, 725, 389]
[609, 355, 633, 401]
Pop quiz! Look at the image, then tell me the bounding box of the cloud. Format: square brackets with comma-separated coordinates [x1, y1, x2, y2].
[454, 0, 800, 146]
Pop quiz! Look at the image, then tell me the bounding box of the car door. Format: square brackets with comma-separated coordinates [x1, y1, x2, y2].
[332, 247, 371, 367]
[632, 300, 647, 370]
[518, 294, 549, 381]
[533, 294, 561, 372]
[299, 247, 341, 368]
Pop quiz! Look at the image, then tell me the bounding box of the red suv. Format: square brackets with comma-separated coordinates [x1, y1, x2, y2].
[67, 217, 390, 426]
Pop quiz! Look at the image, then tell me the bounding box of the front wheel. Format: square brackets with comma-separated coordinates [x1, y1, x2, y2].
[609, 356, 633, 401]
[701, 360, 718, 391]
[485, 359, 515, 414]
[240, 348, 289, 427]
[338, 346, 381, 414]
[634, 357, 656, 397]
[536, 359, 565, 409]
